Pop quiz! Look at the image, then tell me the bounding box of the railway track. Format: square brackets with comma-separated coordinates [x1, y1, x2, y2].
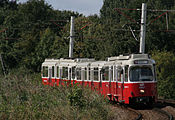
[112, 104, 142, 120]
[153, 108, 173, 120]
[127, 106, 173, 120]
[111, 99, 175, 120]
[158, 99, 175, 108]
[127, 107, 142, 120]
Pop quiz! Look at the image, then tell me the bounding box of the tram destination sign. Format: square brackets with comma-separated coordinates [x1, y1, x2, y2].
[134, 60, 148, 64]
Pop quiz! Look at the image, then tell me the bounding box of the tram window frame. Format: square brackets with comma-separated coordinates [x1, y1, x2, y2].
[113, 66, 118, 82]
[101, 66, 109, 81]
[129, 66, 154, 82]
[68, 67, 71, 80]
[90, 68, 94, 81]
[56, 66, 59, 78]
[42, 66, 48, 77]
[114, 66, 117, 81]
[87, 67, 90, 81]
[84, 68, 87, 80]
[76, 67, 81, 80]
[124, 65, 129, 82]
[62, 67, 68, 79]
[94, 67, 99, 81]
[72, 66, 76, 80]
[110, 66, 113, 81]
[52, 66, 55, 77]
[117, 69, 123, 82]
[81, 68, 85, 81]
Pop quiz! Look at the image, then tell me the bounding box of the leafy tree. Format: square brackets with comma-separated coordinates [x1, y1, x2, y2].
[27, 28, 56, 71]
[0, 0, 82, 71]
[152, 51, 175, 99]
[100, 0, 175, 54]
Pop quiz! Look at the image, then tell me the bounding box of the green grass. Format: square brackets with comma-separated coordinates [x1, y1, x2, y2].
[0, 70, 115, 120]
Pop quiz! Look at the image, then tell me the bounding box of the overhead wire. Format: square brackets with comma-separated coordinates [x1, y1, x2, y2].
[115, 8, 175, 12]
[147, 11, 169, 25]
[113, 7, 175, 33]
[114, 8, 138, 24]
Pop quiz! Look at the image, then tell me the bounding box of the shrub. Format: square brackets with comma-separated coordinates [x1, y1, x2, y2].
[152, 50, 175, 99]
[0, 71, 114, 120]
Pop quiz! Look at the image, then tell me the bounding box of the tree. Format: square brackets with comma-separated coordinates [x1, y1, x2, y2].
[152, 51, 175, 99]
[27, 28, 56, 71]
[100, 0, 175, 54]
[0, 0, 82, 71]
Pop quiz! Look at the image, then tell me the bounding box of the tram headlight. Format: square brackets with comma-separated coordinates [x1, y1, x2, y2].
[140, 89, 145, 94]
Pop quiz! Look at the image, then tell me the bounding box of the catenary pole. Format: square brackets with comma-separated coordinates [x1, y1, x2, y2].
[139, 3, 147, 54]
[69, 16, 75, 58]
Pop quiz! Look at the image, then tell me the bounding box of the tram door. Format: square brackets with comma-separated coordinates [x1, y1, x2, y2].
[117, 67, 124, 102]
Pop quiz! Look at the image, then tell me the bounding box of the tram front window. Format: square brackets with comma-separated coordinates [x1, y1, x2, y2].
[129, 66, 153, 82]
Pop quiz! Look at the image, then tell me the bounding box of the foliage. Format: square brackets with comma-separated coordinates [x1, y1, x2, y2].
[0, 71, 114, 120]
[152, 51, 175, 99]
[0, 0, 81, 72]
[100, 0, 175, 54]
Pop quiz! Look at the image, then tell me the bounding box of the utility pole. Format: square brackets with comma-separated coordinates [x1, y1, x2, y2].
[139, 3, 147, 54]
[69, 16, 75, 58]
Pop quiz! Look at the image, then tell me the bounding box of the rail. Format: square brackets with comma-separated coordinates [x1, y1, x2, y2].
[158, 99, 175, 108]
[127, 107, 142, 120]
[113, 104, 142, 120]
[153, 108, 173, 120]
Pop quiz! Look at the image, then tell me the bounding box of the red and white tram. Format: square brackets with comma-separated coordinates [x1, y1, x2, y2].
[41, 54, 157, 104]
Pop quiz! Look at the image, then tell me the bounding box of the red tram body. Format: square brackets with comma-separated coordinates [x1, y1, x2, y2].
[41, 54, 157, 104]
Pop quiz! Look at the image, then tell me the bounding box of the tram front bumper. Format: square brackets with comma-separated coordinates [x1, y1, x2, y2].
[129, 96, 155, 104]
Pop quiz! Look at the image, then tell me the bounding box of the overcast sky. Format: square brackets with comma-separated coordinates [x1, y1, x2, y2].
[18, 0, 104, 16]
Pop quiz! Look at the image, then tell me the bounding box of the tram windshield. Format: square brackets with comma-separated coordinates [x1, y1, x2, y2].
[129, 66, 153, 82]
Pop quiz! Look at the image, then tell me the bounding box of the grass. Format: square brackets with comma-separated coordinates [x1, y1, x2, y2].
[0, 70, 115, 120]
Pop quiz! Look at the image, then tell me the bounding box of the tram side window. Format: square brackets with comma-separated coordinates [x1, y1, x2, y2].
[114, 66, 117, 81]
[118, 70, 123, 82]
[62, 67, 68, 79]
[117, 71, 121, 82]
[52, 66, 55, 77]
[88, 68, 91, 80]
[72, 67, 76, 80]
[76, 68, 81, 80]
[101, 67, 109, 81]
[94, 68, 99, 81]
[90, 68, 94, 80]
[85, 68, 87, 80]
[110, 66, 113, 81]
[57, 66, 59, 78]
[68, 67, 71, 80]
[125, 66, 129, 82]
[81, 68, 85, 80]
[42, 66, 48, 77]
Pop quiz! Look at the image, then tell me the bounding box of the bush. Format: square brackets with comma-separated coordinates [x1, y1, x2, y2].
[0, 71, 114, 120]
[152, 51, 175, 99]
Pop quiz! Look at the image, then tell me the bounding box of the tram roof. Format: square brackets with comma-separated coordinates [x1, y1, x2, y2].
[76, 62, 91, 67]
[42, 59, 59, 66]
[107, 54, 149, 61]
[42, 54, 154, 67]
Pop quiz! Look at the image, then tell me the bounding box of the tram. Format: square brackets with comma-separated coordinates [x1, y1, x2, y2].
[41, 54, 157, 104]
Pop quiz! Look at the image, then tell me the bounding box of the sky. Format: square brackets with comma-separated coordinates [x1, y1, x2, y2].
[18, 0, 104, 16]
